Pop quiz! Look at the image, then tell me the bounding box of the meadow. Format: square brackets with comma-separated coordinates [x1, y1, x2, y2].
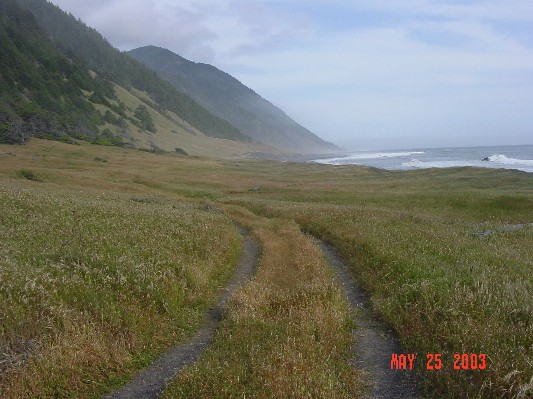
[0, 142, 242, 398]
[0, 139, 531, 398]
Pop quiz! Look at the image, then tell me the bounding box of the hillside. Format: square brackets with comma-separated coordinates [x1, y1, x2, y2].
[2, 0, 265, 154]
[128, 46, 338, 153]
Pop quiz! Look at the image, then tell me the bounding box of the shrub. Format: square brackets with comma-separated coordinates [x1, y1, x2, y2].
[17, 169, 42, 182]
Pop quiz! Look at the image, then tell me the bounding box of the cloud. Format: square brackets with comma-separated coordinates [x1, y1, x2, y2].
[222, 2, 533, 146]
[229, 18, 533, 146]
[51, 0, 219, 61]
[50, 0, 310, 62]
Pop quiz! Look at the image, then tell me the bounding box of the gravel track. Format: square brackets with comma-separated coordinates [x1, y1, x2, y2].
[103, 229, 423, 398]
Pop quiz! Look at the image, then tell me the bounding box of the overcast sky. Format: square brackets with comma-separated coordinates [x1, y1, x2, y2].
[50, 0, 533, 150]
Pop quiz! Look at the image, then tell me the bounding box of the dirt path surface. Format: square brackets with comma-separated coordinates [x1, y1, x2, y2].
[316, 240, 422, 399]
[103, 227, 260, 399]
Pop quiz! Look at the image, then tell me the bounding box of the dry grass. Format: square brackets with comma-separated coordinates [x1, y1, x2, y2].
[164, 216, 365, 399]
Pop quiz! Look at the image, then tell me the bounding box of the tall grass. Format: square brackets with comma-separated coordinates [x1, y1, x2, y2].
[0, 184, 241, 398]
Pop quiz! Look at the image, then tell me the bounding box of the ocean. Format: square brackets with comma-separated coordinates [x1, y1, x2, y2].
[311, 144, 533, 173]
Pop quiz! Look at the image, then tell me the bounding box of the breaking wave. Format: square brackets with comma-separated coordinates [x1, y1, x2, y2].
[313, 151, 425, 165]
[488, 154, 533, 167]
[403, 154, 533, 173]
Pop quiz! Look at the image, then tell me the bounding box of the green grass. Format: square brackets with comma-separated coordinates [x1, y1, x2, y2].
[17, 168, 43, 182]
[1, 139, 532, 398]
[227, 173, 533, 398]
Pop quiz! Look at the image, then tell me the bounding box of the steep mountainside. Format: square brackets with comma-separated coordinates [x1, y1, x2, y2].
[1, 0, 250, 147]
[128, 46, 338, 153]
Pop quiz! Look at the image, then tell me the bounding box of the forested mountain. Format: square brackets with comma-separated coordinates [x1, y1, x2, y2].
[128, 46, 337, 153]
[1, 0, 247, 146]
[14, 0, 248, 142]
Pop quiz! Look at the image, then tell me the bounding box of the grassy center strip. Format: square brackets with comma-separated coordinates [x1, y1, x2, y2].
[163, 213, 365, 399]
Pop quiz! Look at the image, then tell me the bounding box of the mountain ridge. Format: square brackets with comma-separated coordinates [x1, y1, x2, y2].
[0, 0, 113, 143]
[128, 46, 338, 153]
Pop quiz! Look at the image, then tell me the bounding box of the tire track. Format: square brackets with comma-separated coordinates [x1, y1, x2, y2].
[104, 226, 260, 399]
[316, 239, 422, 399]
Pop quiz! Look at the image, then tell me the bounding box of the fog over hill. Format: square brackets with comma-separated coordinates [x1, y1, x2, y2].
[128, 46, 338, 153]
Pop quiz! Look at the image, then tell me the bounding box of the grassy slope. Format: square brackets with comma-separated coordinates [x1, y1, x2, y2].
[1, 140, 532, 398]
[92, 82, 279, 157]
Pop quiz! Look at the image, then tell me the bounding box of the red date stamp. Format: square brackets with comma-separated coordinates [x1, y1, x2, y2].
[390, 353, 488, 370]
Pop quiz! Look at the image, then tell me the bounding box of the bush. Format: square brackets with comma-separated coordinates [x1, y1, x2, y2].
[17, 169, 42, 182]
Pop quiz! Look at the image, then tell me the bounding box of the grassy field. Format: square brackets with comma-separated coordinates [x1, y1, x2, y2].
[0, 143, 242, 398]
[224, 169, 533, 398]
[1, 139, 532, 398]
